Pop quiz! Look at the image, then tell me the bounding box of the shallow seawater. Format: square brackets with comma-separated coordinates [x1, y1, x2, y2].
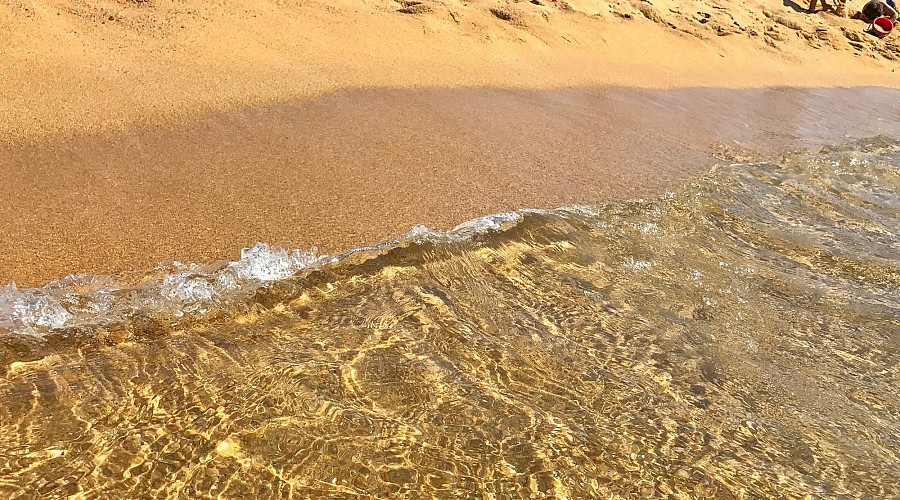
[1, 137, 898, 498]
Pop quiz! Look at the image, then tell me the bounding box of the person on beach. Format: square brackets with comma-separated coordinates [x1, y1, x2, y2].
[854, 0, 898, 21]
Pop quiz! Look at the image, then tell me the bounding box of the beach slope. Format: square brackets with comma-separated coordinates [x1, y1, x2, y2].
[1, 0, 898, 285]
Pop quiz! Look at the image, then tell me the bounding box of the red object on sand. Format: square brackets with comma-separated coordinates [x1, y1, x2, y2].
[872, 16, 893, 37]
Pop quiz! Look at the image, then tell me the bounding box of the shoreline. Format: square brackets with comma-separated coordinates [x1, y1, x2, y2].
[3, 86, 899, 288]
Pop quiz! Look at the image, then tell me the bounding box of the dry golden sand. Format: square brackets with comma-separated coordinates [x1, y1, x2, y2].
[1, 0, 899, 286]
[2, 0, 899, 142]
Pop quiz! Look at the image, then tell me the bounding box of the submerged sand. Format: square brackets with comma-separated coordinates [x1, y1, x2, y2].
[3, 87, 899, 287]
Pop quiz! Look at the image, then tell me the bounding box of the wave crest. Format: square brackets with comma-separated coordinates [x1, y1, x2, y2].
[0, 209, 558, 336]
[0, 243, 325, 335]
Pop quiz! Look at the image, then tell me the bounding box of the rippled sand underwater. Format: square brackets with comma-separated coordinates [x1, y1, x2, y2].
[1, 137, 898, 498]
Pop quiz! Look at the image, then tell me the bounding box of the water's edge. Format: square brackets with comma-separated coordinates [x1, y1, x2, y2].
[3, 135, 898, 338]
[0, 136, 897, 498]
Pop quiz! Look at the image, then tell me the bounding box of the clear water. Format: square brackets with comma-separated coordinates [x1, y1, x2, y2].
[1, 137, 898, 498]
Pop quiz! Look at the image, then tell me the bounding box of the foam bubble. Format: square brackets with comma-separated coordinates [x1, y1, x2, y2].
[0, 243, 329, 334]
[0, 284, 71, 335]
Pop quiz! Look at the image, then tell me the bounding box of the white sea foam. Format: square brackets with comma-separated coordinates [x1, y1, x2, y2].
[0, 205, 600, 336]
[0, 284, 71, 334]
[0, 243, 331, 335]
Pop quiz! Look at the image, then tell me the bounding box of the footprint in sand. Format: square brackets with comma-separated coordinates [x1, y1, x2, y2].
[395, 0, 432, 15]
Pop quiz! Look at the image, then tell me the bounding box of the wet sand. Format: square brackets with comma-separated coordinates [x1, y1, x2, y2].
[2, 86, 899, 287]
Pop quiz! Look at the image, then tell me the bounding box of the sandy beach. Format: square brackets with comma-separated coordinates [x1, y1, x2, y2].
[3, 2, 900, 496]
[2, 0, 900, 286]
